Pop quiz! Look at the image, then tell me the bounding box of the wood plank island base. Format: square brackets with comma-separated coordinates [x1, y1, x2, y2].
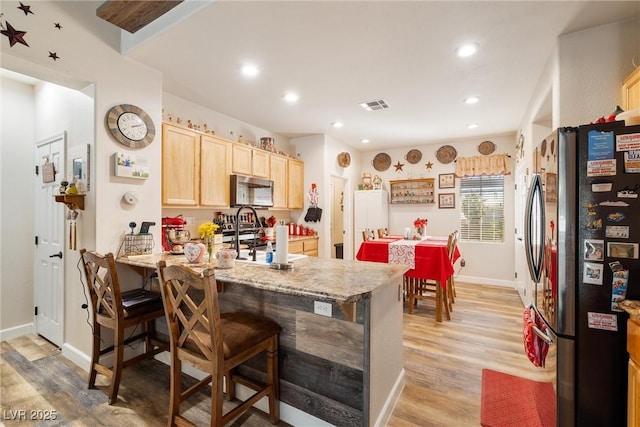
[118, 253, 406, 426]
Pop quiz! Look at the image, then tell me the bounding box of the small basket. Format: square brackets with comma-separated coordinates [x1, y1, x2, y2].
[123, 233, 155, 256]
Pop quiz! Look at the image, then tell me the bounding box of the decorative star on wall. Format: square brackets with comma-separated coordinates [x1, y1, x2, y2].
[54, 22, 62, 30]
[1, 21, 29, 47]
[48, 51, 59, 61]
[394, 161, 404, 172]
[17, 2, 34, 16]
[425, 161, 434, 169]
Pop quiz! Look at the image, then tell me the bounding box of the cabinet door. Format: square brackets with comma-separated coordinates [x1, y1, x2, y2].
[630, 359, 640, 427]
[200, 135, 231, 207]
[622, 67, 640, 111]
[270, 154, 288, 209]
[289, 240, 304, 254]
[252, 150, 270, 178]
[303, 238, 318, 257]
[162, 123, 200, 206]
[231, 144, 252, 175]
[288, 159, 304, 210]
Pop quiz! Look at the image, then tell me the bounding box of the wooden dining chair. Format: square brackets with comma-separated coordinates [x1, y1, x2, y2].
[377, 228, 388, 238]
[79, 249, 168, 404]
[157, 261, 281, 426]
[407, 233, 455, 321]
[446, 230, 459, 306]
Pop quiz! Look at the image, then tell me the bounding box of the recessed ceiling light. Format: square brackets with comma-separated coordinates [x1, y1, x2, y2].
[464, 96, 479, 104]
[241, 64, 259, 77]
[467, 123, 479, 129]
[331, 121, 343, 128]
[361, 139, 370, 144]
[456, 43, 478, 58]
[283, 92, 299, 103]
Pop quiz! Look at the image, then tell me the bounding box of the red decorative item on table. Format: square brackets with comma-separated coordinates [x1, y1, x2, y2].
[413, 218, 427, 228]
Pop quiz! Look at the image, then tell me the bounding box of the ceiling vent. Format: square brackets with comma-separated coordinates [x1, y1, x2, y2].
[360, 99, 389, 111]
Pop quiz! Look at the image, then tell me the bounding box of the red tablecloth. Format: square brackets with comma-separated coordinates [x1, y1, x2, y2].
[356, 236, 460, 284]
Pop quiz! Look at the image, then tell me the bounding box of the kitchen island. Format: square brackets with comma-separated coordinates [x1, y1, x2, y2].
[118, 253, 406, 427]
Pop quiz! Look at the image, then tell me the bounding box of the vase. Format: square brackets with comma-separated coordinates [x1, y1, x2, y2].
[205, 238, 214, 264]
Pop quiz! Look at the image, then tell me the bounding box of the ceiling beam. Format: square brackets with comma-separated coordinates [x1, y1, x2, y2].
[97, 1, 184, 34]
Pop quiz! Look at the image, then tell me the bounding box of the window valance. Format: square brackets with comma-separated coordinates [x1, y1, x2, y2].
[455, 153, 511, 177]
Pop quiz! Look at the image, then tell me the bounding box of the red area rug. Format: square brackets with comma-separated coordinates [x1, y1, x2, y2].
[480, 369, 556, 427]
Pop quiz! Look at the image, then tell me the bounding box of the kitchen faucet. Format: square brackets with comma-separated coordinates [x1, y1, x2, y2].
[235, 205, 261, 260]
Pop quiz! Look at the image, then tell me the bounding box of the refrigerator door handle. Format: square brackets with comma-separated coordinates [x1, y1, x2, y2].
[524, 174, 545, 283]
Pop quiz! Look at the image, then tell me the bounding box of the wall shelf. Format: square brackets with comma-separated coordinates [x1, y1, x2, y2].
[54, 194, 85, 210]
[389, 178, 435, 204]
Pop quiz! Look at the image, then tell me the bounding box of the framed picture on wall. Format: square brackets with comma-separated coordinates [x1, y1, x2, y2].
[439, 193, 455, 209]
[439, 173, 455, 189]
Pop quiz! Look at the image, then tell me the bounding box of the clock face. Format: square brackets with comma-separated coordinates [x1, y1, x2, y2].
[118, 112, 147, 141]
[106, 104, 155, 149]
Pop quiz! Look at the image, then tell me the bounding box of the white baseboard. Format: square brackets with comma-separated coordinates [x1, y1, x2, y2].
[373, 368, 405, 427]
[455, 275, 514, 288]
[61, 342, 91, 371]
[0, 322, 34, 342]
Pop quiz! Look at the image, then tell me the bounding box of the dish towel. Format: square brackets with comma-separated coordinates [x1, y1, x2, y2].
[523, 308, 550, 368]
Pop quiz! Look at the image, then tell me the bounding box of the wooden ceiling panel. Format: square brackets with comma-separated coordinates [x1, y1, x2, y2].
[97, 1, 183, 34]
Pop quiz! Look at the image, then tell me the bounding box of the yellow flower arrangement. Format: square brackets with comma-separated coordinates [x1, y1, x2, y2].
[197, 221, 220, 239]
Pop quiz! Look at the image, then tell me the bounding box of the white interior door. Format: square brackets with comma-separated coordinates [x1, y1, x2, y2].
[34, 133, 66, 346]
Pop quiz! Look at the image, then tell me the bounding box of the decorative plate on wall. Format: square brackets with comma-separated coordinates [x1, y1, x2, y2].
[373, 153, 392, 171]
[478, 140, 496, 155]
[337, 152, 351, 167]
[405, 149, 422, 164]
[435, 145, 457, 164]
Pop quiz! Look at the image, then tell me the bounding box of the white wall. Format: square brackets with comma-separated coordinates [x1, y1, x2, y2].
[0, 78, 35, 337]
[0, 1, 163, 359]
[358, 133, 517, 286]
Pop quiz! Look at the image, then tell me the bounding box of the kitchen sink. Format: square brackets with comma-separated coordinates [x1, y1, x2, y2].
[235, 249, 307, 265]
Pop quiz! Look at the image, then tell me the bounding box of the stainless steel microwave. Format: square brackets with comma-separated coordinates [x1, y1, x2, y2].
[230, 174, 274, 208]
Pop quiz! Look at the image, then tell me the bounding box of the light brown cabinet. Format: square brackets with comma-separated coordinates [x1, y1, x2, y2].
[629, 319, 640, 427]
[289, 237, 318, 257]
[162, 123, 200, 206]
[163, 122, 303, 209]
[288, 158, 304, 210]
[163, 123, 232, 207]
[622, 67, 640, 111]
[200, 134, 231, 207]
[270, 154, 288, 209]
[231, 144, 269, 178]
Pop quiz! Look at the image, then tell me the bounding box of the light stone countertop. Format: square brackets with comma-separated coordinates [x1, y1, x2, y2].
[118, 253, 405, 305]
[620, 300, 640, 320]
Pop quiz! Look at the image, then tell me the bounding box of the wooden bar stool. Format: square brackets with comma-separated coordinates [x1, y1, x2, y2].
[79, 249, 168, 404]
[157, 261, 281, 426]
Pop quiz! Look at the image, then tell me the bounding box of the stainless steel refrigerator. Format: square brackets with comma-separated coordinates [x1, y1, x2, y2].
[525, 122, 640, 426]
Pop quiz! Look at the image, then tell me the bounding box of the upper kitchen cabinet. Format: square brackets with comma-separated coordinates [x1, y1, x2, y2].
[622, 67, 640, 111]
[270, 153, 288, 209]
[200, 134, 231, 207]
[288, 158, 304, 210]
[162, 123, 200, 206]
[287, 159, 304, 210]
[232, 144, 270, 178]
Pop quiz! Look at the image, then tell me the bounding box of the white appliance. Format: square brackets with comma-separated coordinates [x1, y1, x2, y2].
[354, 190, 389, 249]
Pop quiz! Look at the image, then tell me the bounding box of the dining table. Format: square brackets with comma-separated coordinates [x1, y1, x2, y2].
[356, 235, 461, 320]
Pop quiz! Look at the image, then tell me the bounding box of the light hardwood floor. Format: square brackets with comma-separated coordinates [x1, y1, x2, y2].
[0, 281, 555, 426]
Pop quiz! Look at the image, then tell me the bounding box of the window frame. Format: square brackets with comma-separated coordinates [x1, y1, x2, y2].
[459, 174, 505, 243]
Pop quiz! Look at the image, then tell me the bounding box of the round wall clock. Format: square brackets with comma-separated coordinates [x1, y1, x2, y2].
[105, 104, 155, 149]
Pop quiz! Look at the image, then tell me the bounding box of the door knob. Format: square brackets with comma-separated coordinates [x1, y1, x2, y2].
[49, 251, 63, 259]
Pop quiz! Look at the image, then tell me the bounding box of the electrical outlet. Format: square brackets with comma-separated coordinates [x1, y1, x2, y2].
[460, 258, 466, 267]
[314, 301, 332, 317]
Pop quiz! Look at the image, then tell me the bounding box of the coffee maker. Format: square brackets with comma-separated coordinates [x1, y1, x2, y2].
[162, 215, 188, 252]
